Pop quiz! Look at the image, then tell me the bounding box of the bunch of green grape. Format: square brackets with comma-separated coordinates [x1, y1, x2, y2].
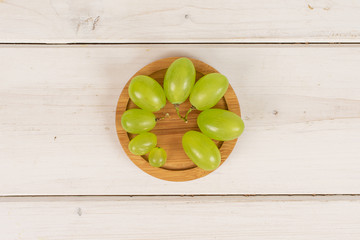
[121, 57, 245, 171]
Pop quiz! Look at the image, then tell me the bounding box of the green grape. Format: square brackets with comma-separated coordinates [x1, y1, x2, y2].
[182, 131, 221, 171]
[121, 109, 156, 134]
[164, 57, 196, 104]
[128, 132, 157, 155]
[149, 147, 167, 167]
[197, 109, 245, 141]
[128, 75, 166, 112]
[189, 73, 229, 111]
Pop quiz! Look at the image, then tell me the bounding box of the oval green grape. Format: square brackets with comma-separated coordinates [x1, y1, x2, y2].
[149, 147, 167, 167]
[182, 131, 221, 171]
[189, 73, 229, 110]
[164, 57, 196, 104]
[121, 109, 156, 134]
[128, 132, 157, 155]
[128, 75, 166, 112]
[197, 109, 245, 141]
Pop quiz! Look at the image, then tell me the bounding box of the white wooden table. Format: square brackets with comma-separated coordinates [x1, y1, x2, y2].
[1, 1, 360, 239]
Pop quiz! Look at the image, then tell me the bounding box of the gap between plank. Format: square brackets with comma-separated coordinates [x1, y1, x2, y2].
[0, 42, 360, 45]
[1, 194, 359, 198]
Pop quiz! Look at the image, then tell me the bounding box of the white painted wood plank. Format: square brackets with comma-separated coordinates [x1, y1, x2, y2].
[0, 45, 360, 195]
[1, 196, 360, 239]
[1, 0, 360, 43]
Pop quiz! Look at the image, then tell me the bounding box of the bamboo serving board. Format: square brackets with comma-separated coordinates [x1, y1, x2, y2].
[115, 57, 241, 181]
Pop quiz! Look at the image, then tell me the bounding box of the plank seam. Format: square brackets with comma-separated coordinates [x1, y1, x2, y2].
[0, 42, 359, 45]
[1, 194, 360, 198]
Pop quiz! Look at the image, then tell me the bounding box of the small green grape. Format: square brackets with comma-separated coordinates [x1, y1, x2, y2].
[121, 109, 156, 134]
[128, 132, 157, 155]
[182, 131, 221, 171]
[189, 73, 229, 110]
[129, 75, 166, 112]
[164, 57, 196, 104]
[197, 109, 245, 141]
[149, 147, 167, 167]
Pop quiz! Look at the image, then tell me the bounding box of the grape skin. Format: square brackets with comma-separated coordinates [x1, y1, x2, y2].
[121, 109, 156, 134]
[182, 131, 221, 171]
[149, 147, 167, 167]
[128, 132, 157, 156]
[197, 109, 245, 141]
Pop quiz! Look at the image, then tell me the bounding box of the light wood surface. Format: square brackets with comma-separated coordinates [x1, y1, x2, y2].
[116, 57, 240, 181]
[1, 196, 360, 240]
[1, 1, 360, 238]
[1, 0, 360, 43]
[0, 45, 359, 195]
